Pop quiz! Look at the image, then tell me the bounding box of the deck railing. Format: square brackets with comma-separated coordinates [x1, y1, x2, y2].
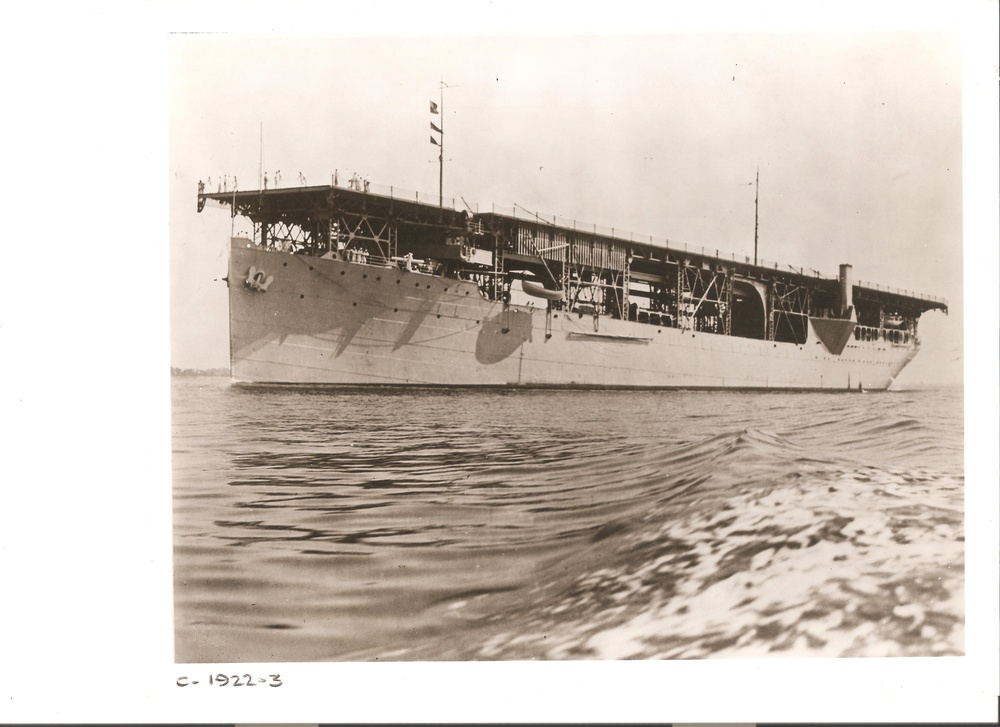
[335, 180, 480, 214]
[486, 203, 829, 279]
[855, 280, 947, 305]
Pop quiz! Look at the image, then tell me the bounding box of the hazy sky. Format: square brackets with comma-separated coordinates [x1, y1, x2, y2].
[170, 30, 964, 383]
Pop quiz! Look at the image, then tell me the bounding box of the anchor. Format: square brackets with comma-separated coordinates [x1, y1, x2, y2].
[245, 265, 274, 292]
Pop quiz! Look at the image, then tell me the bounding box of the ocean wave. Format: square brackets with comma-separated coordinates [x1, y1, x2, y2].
[174, 380, 964, 662]
[469, 466, 964, 660]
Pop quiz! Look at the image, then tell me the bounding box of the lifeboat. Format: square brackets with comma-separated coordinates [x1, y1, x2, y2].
[521, 279, 564, 301]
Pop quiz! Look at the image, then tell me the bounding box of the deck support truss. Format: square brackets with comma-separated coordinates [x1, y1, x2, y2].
[768, 279, 810, 343]
[677, 264, 732, 334]
[622, 253, 631, 317]
[494, 232, 506, 302]
[334, 211, 397, 261]
[254, 219, 313, 251]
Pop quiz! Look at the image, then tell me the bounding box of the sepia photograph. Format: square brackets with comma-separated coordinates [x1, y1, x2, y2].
[171, 30, 964, 663]
[3, 1, 998, 724]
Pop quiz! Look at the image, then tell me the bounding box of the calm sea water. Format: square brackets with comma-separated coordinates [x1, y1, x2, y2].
[172, 378, 963, 662]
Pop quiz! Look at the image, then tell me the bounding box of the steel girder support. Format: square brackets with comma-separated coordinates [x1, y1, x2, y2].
[677, 264, 730, 333]
[622, 255, 631, 318]
[720, 272, 732, 336]
[267, 219, 313, 250]
[493, 230, 505, 302]
[251, 220, 302, 250]
[335, 211, 397, 260]
[768, 280, 810, 342]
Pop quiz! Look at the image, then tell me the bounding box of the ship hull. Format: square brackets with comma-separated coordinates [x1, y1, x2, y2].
[228, 243, 919, 390]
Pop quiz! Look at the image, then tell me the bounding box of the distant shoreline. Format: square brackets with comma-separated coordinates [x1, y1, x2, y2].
[171, 367, 229, 377]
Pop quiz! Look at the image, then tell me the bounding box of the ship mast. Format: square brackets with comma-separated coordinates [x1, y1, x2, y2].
[430, 81, 447, 221]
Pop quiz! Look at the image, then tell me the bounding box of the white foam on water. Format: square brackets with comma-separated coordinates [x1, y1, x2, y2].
[479, 466, 963, 660]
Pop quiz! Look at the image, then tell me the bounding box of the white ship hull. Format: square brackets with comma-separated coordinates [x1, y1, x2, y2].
[229, 243, 918, 390]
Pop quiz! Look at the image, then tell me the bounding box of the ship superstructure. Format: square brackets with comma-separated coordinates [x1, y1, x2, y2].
[197, 181, 946, 389]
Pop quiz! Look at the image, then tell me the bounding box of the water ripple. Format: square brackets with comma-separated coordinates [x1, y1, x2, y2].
[173, 379, 963, 662]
